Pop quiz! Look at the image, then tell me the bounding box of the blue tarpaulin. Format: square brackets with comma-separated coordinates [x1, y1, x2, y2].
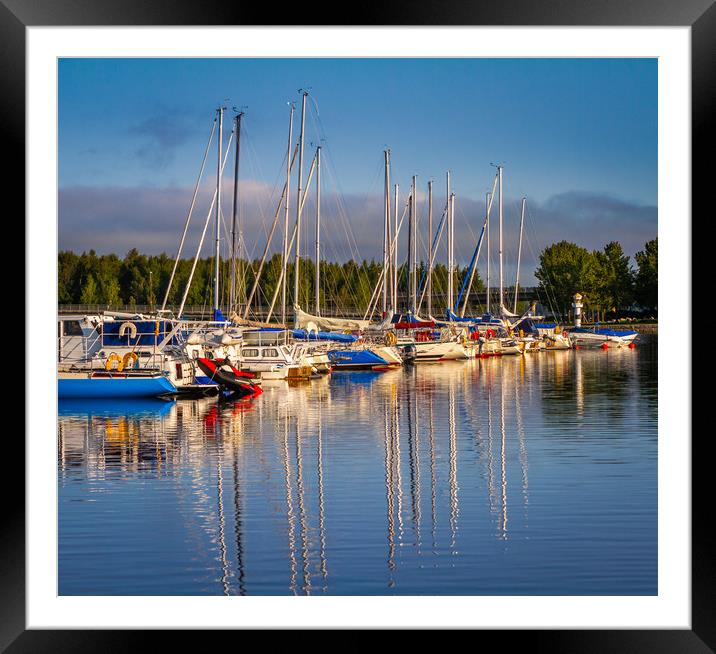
[102, 320, 179, 347]
[293, 329, 358, 343]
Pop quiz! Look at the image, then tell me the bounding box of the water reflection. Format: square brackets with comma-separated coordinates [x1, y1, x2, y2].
[59, 341, 657, 596]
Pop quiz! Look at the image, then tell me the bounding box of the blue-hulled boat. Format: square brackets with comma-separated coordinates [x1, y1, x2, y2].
[327, 348, 390, 370]
[58, 369, 177, 399]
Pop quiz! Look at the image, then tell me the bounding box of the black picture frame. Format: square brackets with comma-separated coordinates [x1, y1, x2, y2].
[7, 0, 705, 648]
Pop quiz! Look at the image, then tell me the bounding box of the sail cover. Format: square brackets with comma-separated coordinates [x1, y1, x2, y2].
[294, 306, 371, 332]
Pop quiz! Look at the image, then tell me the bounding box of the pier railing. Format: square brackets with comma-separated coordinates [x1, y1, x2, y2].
[58, 289, 541, 320]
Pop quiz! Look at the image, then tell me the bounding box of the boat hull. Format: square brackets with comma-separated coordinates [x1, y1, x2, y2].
[58, 371, 176, 399]
[328, 348, 390, 370]
[569, 329, 638, 348]
[413, 341, 470, 362]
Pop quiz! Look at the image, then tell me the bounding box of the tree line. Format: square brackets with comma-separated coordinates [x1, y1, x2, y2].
[59, 237, 656, 320]
[534, 238, 657, 319]
[58, 248, 484, 315]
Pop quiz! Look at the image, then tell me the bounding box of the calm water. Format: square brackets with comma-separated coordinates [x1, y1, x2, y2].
[58, 338, 657, 596]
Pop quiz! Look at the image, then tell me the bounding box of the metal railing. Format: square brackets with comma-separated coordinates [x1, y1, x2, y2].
[58, 288, 542, 321]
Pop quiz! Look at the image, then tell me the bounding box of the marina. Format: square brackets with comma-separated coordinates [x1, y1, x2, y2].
[55, 60, 660, 602]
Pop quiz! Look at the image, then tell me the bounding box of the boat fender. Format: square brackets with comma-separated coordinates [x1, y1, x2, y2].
[384, 331, 397, 346]
[105, 353, 123, 371]
[122, 351, 139, 370]
[119, 321, 138, 339]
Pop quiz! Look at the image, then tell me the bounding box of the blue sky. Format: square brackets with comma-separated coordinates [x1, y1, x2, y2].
[58, 58, 657, 281]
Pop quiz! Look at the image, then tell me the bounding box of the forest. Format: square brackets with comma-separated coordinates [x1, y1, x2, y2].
[58, 237, 657, 320]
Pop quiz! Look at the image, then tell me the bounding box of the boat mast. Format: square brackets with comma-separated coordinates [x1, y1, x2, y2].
[410, 175, 418, 313]
[446, 171, 452, 313]
[427, 180, 433, 318]
[230, 110, 244, 317]
[450, 192, 456, 313]
[393, 183, 399, 315]
[281, 103, 295, 326]
[314, 145, 321, 315]
[293, 90, 308, 323]
[382, 149, 390, 316]
[498, 164, 504, 313]
[486, 191, 491, 314]
[385, 150, 392, 316]
[514, 197, 526, 315]
[213, 106, 225, 318]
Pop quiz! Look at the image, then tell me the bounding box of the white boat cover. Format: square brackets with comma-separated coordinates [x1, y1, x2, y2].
[294, 306, 371, 332]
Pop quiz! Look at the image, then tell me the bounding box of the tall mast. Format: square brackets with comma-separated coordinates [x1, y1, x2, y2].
[314, 145, 322, 315]
[293, 90, 308, 322]
[281, 103, 295, 326]
[230, 110, 244, 316]
[393, 183, 399, 314]
[407, 178, 413, 313]
[486, 191, 491, 314]
[213, 106, 225, 317]
[514, 197, 526, 314]
[427, 180, 433, 318]
[411, 175, 418, 312]
[446, 171, 453, 313]
[450, 192, 456, 313]
[498, 164, 504, 312]
[385, 151, 392, 315]
[382, 150, 390, 316]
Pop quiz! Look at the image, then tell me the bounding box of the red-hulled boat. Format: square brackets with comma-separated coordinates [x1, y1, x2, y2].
[196, 358, 263, 398]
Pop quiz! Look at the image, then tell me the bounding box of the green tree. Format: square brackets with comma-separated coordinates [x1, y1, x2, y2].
[79, 275, 98, 304]
[102, 277, 122, 306]
[634, 238, 657, 313]
[593, 241, 634, 316]
[534, 241, 598, 315]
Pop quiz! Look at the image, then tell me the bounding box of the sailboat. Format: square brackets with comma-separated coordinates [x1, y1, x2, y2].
[568, 325, 638, 348]
[389, 173, 471, 362]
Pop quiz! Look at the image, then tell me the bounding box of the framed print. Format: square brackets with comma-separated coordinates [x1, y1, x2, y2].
[7, 0, 707, 648]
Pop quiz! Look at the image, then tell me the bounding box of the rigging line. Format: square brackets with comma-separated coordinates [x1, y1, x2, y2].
[324, 187, 374, 307]
[177, 130, 234, 318]
[242, 142, 300, 319]
[161, 116, 217, 311]
[307, 104, 382, 310]
[241, 123, 278, 256]
[364, 195, 410, 320]
[416, 203, 449, 314]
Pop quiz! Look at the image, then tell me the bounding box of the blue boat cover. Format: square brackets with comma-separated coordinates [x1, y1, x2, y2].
[102, 320, 180, 346]
[533, 323, 558, 329]
[445, 309, 473, 323]
[572, 327, 638, 337]
[293, 329, 358, 343]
